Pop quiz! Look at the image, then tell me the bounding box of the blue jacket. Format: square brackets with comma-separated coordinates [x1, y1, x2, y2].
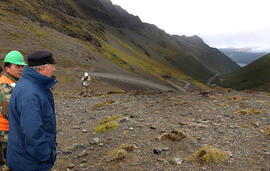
[7, 66, 57, 171]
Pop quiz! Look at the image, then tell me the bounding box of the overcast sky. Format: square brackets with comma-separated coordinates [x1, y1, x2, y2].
[111, 0, 270, 52]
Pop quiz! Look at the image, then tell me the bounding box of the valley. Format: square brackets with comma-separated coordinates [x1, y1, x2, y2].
[0, 0, 270, 170]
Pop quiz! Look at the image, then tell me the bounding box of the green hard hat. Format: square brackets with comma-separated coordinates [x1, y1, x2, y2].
[4, 50, 27, 65]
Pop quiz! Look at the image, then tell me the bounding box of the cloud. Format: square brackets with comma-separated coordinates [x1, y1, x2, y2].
[202, 29, 270, 52]
[111, 0, 270, 51]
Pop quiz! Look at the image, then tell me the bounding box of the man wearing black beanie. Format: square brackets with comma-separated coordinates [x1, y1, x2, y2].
[7, 51, 57, 171]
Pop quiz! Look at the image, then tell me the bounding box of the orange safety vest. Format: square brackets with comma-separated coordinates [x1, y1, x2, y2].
[0, 75, 14, 131]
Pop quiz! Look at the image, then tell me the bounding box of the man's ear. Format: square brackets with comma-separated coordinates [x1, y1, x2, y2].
[38, 65, 46, 75]
[39, 65, 46, 71]
[4, 66, 9, 72]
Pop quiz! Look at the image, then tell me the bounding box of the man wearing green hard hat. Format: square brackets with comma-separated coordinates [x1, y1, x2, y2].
[1, 50, 27, 83]
[0, 50, 26, 168]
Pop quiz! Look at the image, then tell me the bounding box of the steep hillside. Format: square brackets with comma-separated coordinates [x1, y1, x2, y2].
[0, 0, 238, 91]
[172, 35, 240, 74]
[214, 53, 270, 91]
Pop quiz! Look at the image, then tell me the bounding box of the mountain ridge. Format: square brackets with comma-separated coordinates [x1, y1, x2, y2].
[0, 0, 239, 91]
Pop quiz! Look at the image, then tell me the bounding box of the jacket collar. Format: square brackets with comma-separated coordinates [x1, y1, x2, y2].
[3, 72, 18, 82]
[22, 66, 57, 89]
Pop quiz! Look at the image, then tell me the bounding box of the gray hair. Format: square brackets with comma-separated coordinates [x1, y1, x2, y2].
[29, 64, 48, 71]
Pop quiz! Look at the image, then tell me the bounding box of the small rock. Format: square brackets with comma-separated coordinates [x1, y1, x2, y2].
[252, 121, 260, 128]
[150, 126, 157, 129]
[129, 127, 134, 130]
[78, 150, 87, 157]
[226, 150, 233, 157]
[89, 137, 100, 145]
[82, 129, 88, 133]
[79, 120, 86, 124]
[79, 163, 87, 168]
[62, 149, 73, 154]
[153, 148, 162, 155]
[179, 122, 186, 126]
[146, 142, 152, 146]
[161, 146, 169, 151]
[169, 125, 175, 128]
[137, 119, 145, 122]
[67, 163, 75, 169]
[157, 158, 167, 163]
[90, 147, 94, 150]
[72, 126, 82, 129]
[81, 159, 88, 163]
[229, 125, 240, 129]
[159, 129, 166, 133]
[99, 143, 104, 146]
[119, 117, 130, 123]
[72, 143, 81, 150]
[172, 157, 182, 165]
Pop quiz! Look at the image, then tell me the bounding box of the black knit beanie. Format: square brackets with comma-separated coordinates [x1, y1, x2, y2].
[27, 51, 56, 67]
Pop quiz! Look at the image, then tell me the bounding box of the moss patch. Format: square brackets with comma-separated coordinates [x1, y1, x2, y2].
[95, 121, 119, 133]
[105, 144, 135, 162]
[235, 109, 261, 115]
[221, 96, 248, 107]
[225, 96, 247, 102]
[98, 115, 122, 125]
[158, 129, 187, 141]
[265, 127, 270, 136]
[120, 144, 135, 152]
[188, 145, 228, 165]
[105, 148, 126, 162]
[92, 100, 114, 110]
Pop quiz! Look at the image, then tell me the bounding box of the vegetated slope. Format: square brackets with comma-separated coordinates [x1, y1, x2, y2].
[0, 0, 237, 89]
[220, 48, 267, 65]
[172, 35, 240, 74]
[214, 53, 270, 91]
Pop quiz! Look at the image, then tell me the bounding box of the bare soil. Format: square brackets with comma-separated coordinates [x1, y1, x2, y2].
[52, 88, 270, 171]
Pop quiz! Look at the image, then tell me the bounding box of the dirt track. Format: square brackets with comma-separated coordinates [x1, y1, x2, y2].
[88, 72, 175, 91]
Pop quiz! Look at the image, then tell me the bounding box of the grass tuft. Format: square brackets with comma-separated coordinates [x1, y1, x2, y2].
[98, 115, 122, 125]
[95, 121, 119, 133]
[235, 109, 261, 115]
[105, 144, 135, 162]
[188, 145, 228, 165]
[92, 100, 114, 110]
[158, 129, 187, 141]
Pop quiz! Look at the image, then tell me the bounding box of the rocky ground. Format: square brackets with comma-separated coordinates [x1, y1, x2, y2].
[52, 88, 270, 171]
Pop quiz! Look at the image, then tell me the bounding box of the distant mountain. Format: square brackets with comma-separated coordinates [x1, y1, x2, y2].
[0, 0, 239, 91]
[220, 48, 267, 66]
[214, 53, 270, 91]
[172, 36, 240, 74]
